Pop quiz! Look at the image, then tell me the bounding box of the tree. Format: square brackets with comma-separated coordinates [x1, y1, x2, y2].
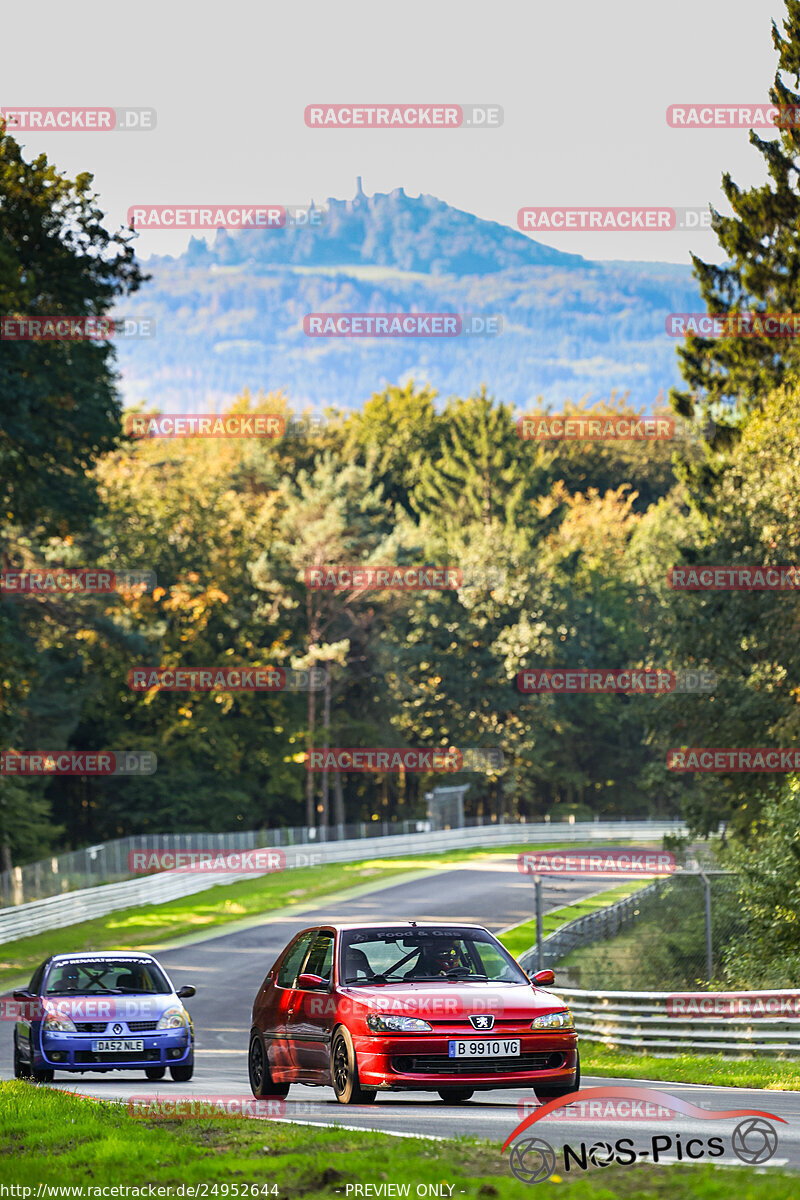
[0, 124, 145, 870]
[671, 1, 800, 438]
[640, 382, 800, 835]
[253, 453, 390, 828]
[0, 124, 146, 534]
[722, 777, 800, 987]
[410, 389, 542, 530]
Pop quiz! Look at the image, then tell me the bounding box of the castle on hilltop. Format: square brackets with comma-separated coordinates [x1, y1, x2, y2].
[342, 177, 408, 212]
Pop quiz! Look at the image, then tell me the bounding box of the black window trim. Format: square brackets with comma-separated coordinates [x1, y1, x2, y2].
[275, 929, 318, 991]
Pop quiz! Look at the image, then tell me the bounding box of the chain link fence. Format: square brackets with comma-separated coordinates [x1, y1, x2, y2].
[1, 813, 668, 907]
[0, 820, 429, 906]
[553, 872, 747, 990]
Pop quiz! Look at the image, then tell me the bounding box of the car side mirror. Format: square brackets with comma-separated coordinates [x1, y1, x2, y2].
[176, 985, 196, 999]
[532, 970, 555, 987]
[297, 973, 327, 991]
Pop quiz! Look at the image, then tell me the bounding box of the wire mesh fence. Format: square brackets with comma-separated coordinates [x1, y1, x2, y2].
[0, 820, 427, 906]
[552, 872, 747, 991]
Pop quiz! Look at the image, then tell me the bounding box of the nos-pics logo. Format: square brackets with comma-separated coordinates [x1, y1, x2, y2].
[503, 1087, 783, 1183]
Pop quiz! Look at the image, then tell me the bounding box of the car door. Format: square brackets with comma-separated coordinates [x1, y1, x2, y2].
[15, 961, 46, 1067]
[266, 930, 316, 1080]
[286, 930, 335, 1079]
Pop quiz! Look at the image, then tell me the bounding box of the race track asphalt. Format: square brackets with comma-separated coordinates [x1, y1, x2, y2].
[4, 856, 798, 1175]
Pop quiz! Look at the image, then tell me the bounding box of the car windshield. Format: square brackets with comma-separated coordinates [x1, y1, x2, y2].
[339, 928, 529, 985]
[44, 959, 171, 995]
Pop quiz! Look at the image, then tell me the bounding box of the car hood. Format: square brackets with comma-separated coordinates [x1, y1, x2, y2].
[338, 981, 569, 1022]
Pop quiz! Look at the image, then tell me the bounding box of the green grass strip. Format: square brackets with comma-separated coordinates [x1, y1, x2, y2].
[2, 1081, 799, 1196]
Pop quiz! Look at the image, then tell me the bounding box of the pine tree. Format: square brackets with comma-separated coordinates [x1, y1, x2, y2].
[672, 0, 800, 437]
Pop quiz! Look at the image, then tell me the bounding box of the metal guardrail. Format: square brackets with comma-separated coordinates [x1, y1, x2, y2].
[0, 819, 685, 946]
[551, 986, 800, 1057]
[516, 876, 800, 1057]
[1, 813, 681, 907]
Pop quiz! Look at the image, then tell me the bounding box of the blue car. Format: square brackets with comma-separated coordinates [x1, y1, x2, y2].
[12, 952, 195, 1083]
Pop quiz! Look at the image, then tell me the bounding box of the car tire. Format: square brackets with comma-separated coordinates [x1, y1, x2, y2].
[248, 1032, 289, 1099]
[145, 1067, 166, 1080]
[534, 1050, 580, 1102]
[13, 1038, 30, 1080]
[31, 1066, 55, 1084]
[331, 1027, 377, 1105]
[169, 1063, 194, 1082]
[437, 1089, 474, 1103]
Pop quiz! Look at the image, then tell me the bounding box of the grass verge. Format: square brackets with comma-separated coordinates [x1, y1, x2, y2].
[582, 1046, 800, 1091]
[1, 1082, 798, 1197]
[0, 840, 645, 992]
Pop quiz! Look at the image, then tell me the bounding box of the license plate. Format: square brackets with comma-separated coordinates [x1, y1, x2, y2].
[448, 1039, 520, 1057]
[91, 1039, 144, 1053]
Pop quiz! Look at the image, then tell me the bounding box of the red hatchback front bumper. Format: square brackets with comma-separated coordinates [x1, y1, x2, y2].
[351, 1029, 578, 1091]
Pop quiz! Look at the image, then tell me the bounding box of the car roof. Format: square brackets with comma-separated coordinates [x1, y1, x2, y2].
[313, 922, 492, 933]
[47, 952, 158, 962]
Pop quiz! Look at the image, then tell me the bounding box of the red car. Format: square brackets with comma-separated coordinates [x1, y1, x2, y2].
[248, 922, 579, 1104]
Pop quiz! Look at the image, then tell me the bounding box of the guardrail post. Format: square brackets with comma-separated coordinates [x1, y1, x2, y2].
[699, 869, 713, 981]
[534, 874, 544, 971]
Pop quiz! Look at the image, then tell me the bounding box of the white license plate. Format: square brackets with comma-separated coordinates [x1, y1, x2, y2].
[91, 1039, 144, 1053]
[448, 1039, 520, 1057]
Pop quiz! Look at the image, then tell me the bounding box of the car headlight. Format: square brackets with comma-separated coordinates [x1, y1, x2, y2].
[157, 1006, 187, 1030]
[531, 1009, 574, 1031]
[43, 1013, 76, 1033]
[366, 1014, 433, 1034]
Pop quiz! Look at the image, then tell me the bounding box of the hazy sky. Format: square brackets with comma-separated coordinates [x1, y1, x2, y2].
[5, 0, 787, 264]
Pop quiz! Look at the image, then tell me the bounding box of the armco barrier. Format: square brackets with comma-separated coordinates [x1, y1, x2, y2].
[0, 820, 685, 946]
[551, 986, 800, 1057]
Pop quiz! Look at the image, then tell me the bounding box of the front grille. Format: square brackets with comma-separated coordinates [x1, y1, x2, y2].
[74, 1050, 160, 1064]
[74, 1022, 108, 1033]
[392, 1052, 564, 1075]
[127, 1021, 158, 1032]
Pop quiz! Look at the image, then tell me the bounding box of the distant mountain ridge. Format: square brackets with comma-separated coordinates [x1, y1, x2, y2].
[116, 183, 700, 412]
[173, 179, 585, 275]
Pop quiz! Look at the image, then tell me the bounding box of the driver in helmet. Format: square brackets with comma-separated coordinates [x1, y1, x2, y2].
[418, 939, 465, 977]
